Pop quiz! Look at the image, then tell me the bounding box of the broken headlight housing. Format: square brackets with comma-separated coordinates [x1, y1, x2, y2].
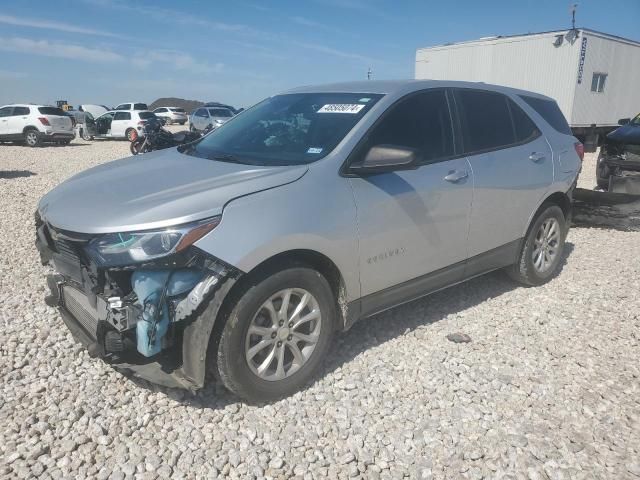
[86, 216, 220, 267]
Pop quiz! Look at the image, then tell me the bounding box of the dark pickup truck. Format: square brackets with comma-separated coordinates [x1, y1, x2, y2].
[597, 114, 640, 193]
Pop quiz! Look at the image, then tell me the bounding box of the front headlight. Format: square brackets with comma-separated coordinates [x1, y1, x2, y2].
[215, 119, 224, 125]
[86, 216, 220, 267]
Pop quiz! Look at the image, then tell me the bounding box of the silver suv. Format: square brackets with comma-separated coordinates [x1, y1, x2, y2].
[36, 81, 582, 402]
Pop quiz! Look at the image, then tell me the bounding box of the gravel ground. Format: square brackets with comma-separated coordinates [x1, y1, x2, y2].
[1, 140, 639, 480]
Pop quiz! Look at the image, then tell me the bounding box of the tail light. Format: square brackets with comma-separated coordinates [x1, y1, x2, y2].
[574, 142, 584, 161]
[38, 117, 50, 126]
[138, 121, 145, 126]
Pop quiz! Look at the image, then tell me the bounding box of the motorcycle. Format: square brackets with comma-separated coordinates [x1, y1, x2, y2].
[130, 117, 203, 155]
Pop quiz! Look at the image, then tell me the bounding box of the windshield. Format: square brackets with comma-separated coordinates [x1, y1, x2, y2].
[631, 114, 640, 125]
[208, 108, 232, 118]
[171, 108, 185, 113]
[185, 93, 382, 166]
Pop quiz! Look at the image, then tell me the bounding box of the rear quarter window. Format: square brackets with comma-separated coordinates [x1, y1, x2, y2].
[508, 100, 541, 143]
[519, 95, 572, 135]
[38, 107, 66, 116]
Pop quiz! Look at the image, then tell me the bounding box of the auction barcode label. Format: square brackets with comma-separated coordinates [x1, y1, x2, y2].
[317, 104, 365, 114]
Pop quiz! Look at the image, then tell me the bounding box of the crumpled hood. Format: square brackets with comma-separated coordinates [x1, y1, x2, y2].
[38, 148, 308, 234]
[607, 123, 640, 146]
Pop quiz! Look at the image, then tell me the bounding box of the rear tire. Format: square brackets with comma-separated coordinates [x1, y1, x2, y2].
[179, 121, 186, 125]
[507, 204, 566, 286]
[214, 266, 336, 403]
[596, 154, 611, 190]
[24, 129, 41, 147]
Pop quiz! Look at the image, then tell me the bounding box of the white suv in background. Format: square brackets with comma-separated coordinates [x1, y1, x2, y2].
[189, 106, 234, 132]
[113, 102, 148, 111]
[0, 104, 75, 147]
[153, 107, 188, 125]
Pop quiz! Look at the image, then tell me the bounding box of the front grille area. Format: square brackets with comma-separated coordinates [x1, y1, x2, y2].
[63, 286, 99, 338]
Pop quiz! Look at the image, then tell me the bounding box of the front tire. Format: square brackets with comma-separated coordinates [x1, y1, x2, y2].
[130, 138, 148, 155]
[24, 129, 41, 147]
[125, 128, 137, 142]
[215, 266, 335, 402]
[507, 204, 566, 286]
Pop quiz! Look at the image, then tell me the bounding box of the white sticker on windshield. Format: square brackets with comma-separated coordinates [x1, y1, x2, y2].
[307, 147, 323, 154]
[317, 104, 365, 114]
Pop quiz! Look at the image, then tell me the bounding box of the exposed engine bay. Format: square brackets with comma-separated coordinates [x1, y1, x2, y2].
[35, 211, 240, 390]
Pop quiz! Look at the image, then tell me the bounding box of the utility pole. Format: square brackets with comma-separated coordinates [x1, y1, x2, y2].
[367, 67, 372, 80]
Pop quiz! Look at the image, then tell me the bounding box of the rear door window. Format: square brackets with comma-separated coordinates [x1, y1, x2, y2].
[172, 108, 185, 113]
[208, 108, 233, 118]
[518, 95, 572, 135]
[114, 104, 130, 110]
[114, 112, 131, 121]
[133, 103, 148, 110]
[456, 89, 515, 153]
[365, 89, 454, 163]
[154, 108, 166, 113]
[14, 106, 31, 115]
[508, 100, 541, 143]
[37, 107, 64, 116]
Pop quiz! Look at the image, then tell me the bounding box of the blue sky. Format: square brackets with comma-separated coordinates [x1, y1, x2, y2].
[1, 0, 638, 108]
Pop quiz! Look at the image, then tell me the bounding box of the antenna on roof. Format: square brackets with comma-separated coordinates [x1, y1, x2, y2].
[367, 67, 372, 80]
[570, 3, 578, 30]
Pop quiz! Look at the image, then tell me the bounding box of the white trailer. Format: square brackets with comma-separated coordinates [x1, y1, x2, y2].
[415, 29, 640, 150]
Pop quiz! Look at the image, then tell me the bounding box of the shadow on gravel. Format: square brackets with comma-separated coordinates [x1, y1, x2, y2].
[123, 243, 576, 409]
[0, 170, 36, 179]
[573, 188, 640, 231]
[320, 241, 575, 380]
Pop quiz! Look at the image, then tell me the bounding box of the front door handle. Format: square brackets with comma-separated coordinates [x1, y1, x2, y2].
[444, 170, 468, 183]
[529, 152, 546, 163]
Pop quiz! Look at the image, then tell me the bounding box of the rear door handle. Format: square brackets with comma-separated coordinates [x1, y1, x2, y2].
[444, 170, 468, 183]
[529, 152, 546, 163]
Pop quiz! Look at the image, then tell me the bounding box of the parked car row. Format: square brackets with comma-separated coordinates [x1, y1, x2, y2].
[1, 100, 238, 146]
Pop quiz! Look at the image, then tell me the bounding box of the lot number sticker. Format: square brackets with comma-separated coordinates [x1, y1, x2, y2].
[317, 104, 365, 114]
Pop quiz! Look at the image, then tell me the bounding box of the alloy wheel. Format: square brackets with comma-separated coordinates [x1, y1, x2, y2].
[26, 132, 38, 146]
[245, 288, 322, 381]
[532, 218, 560, 273]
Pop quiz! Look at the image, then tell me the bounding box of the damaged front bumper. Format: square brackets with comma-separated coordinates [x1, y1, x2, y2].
[35, 215, 240, 390]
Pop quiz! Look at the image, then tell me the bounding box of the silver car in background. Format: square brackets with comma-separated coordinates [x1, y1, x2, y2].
[36, 80, 582, 402]
[153, 107, 188, 125]
[189, 106, 234, 132]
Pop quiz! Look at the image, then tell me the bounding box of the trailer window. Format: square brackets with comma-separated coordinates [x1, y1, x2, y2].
[519, 95, 572, 135]
[590, 73, 607, 93]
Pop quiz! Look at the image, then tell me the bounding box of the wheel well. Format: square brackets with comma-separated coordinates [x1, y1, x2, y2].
[23, 126, 38, 133]
[543, 192, 571, 220]
[223, 250, 348, 328]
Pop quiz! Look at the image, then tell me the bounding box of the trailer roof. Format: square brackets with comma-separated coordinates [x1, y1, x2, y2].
[418, 28, 640, 50]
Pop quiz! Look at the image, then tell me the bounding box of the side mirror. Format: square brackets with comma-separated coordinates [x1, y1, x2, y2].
[349, 144, 420, 174]
[618, 118, 631, 126]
